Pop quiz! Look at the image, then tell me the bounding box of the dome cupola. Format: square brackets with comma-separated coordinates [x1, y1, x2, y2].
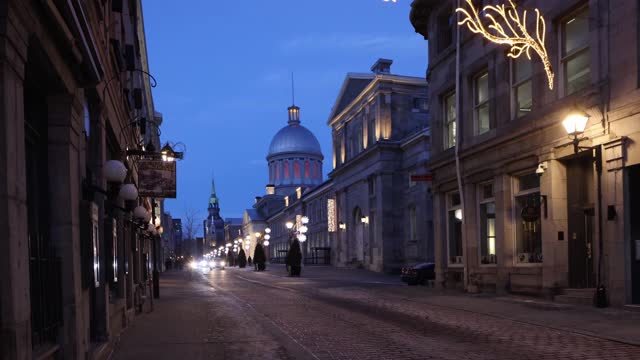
[266, 104, 324, 195]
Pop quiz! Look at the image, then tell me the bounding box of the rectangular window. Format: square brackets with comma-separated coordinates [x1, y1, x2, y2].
[444, 92, 456, 149]
[512, 57, 532, 118]
[409, 206, 417, 241]
[447, 192, 463, 265]
[474, 72, 490, 135]
[562, 8, 590, 96]
[478, 183, 496, 265]
[514, 174, 542, 263]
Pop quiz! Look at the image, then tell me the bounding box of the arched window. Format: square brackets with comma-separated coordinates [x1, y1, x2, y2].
[304, 161, 310, 179]
[283, 161, 290, 179]
[275, 162, 280, 181]
[294, 160, 301, 179]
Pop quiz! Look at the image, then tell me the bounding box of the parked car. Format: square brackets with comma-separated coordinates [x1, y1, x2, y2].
[401, 262, 435, 286]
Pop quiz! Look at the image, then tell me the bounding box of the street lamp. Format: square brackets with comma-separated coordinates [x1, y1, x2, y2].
[562, 110, 590, 154]
[287, 216, 309, 243]
[104, 160, 127, 183]
[263, 227, 271, 247]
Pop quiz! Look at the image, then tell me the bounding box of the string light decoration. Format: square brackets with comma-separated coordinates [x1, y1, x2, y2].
[456, 0, 554, 90]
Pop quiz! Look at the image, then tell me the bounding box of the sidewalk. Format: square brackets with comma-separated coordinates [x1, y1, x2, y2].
[110, 271, 217, 359]
[260, 264, 640, 346]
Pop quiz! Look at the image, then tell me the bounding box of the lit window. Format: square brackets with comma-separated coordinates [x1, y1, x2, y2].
[444, 92, 456, 149]
[294, 160, 300, 179]
[512, 57, 532, 118]
[474, 72, 490, 135]
[514, 174, 542, 263]
[479, 183, 496, 265]
[562, 8, 590, 96]
[447, 192, 463, 265]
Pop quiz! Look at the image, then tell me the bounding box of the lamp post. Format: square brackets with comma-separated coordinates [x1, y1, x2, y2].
[561, 110, 607, 307]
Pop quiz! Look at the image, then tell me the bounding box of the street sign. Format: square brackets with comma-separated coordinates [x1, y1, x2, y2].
[410, 174, 433, 182]
[138, 160, 177, 198]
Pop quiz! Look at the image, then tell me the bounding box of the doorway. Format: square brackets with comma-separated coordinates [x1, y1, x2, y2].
[629, 165, 640, 303]
[565, 153, 596, 288]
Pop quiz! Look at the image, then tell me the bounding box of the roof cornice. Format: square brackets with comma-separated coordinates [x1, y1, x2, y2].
[328, 74, 427, 127]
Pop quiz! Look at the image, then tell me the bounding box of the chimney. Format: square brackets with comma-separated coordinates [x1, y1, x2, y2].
[371, 58, 393, 74]
[266, 184, 275, 195]
[254, 196, 262, 204]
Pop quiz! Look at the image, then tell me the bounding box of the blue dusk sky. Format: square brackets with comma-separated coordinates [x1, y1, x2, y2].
[143, 0, 428, 232]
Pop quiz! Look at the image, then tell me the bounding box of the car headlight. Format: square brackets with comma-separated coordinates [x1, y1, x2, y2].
[220, 261, 225, 267]
[209, 261, 215, 267]
[189, 261, 197, 269]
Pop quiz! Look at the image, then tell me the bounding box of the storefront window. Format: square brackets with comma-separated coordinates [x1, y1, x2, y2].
[479, 183, 496, 264]
[514, 174, 542, 263]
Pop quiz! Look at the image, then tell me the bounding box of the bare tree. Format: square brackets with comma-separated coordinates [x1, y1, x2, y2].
[183, 207, 201, 241]
[182, 207, 202, 257]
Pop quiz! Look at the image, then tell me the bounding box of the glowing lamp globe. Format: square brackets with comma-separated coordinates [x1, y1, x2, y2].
[133, 206, 148, 220]
[119, 183, 138, 201]
[143, 211, 152, 223]
[104, 160, 127, 183]
[301, 216, 309, 224]
[562, 112, 589, 136]
[263, 240, 270, 246]
[286, 222, 294, 229]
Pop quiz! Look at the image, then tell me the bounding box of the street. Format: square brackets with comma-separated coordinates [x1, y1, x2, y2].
[112, 267, 640, 360]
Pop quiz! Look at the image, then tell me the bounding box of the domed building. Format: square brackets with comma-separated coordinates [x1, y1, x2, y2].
[267, 104, 324, 195]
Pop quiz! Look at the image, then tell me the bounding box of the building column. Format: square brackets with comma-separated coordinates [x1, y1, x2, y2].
[432, 191, 446, 288]
[47, 93, 93, 357]
[0, 16, 31, 359]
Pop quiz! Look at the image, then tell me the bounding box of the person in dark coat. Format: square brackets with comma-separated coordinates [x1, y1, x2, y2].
[287, 239, 302, 277]
[238, 249, 247, 268]
[253, 243, 266, 271]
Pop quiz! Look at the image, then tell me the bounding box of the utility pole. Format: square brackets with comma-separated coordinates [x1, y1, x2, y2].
[152, 198, 160, 299]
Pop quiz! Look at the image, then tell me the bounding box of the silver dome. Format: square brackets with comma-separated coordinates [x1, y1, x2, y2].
[267, 124, 323, 158]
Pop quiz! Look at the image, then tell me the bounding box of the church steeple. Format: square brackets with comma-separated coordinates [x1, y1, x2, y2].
[208, 176, 219, 208]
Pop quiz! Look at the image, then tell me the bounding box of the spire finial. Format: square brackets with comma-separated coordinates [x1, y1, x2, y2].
[291, 73, 295, 105]
[287, 74, 301, 126]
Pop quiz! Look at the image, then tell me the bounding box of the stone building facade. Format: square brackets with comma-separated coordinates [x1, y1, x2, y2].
[0, 0, 167, 358]
[250, 59, 433, 273]
[410, 0, 640, 306]
[328, 59, 432, 272]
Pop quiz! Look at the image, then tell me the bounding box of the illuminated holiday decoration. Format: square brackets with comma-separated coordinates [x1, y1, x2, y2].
[456, 0, 554, 89]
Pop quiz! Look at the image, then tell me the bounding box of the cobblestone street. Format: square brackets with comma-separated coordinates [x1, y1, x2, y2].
[112, 267, 640, 360]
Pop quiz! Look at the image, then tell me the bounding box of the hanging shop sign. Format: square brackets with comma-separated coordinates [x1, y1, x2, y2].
[456, 0, 554, 89]
[138, 160, 177, 198]
[521, 204, 540, 222]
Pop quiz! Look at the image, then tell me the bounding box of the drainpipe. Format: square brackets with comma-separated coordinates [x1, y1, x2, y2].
[454, 0, 467, 288]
